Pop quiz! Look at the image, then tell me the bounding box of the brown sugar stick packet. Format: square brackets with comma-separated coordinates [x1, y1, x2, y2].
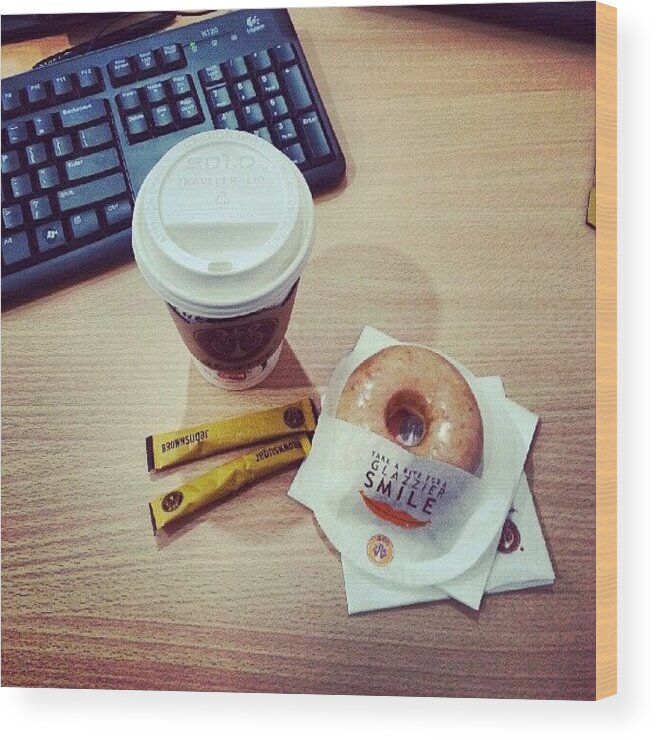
[149, 434, 312, 533]
[146, 398, 317, 472]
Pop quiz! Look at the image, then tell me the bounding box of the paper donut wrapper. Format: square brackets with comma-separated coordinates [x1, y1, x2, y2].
[288, 327, 533, 590]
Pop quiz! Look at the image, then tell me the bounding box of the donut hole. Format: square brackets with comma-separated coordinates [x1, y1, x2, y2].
[384, 391, 428, 448]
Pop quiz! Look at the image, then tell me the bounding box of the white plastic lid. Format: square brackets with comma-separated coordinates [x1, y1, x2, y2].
[132, 130, 315, 318]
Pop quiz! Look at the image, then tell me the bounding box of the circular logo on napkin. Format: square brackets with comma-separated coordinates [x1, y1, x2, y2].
[367, 534, 394, 566]
[497, 516, 521, 554]
[162, 491, 183, 512]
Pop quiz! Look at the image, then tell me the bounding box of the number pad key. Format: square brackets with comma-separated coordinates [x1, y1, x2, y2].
[249, 49, 272, 72]
[215, 110, 240, 130]
[223, 56, 248, 81]
[273, 118, 298, 146]
[281, 66, 312, 113]
[207, 86, 232, 113]
[283, 142, 306, 169]
[258, 72, 280, 97]
[265, 95, 288, 121]
[234, 79, 257, 104]
[243, 104, 264, 129]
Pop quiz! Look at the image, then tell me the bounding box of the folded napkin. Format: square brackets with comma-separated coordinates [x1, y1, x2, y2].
[288, 327, 554, 613]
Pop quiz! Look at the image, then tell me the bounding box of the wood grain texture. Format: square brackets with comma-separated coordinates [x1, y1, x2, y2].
[595, 2, 617, 700]
[1, 7, 596, 699]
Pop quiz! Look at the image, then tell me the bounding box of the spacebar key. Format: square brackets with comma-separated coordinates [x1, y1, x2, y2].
[57, 172, 127, 212]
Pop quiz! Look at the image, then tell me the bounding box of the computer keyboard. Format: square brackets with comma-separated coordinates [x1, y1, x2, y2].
[1, 9, 345, 305]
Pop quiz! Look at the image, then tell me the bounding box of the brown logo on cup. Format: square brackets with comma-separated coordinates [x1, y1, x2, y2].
[497, 515, 521, 554]
[283, 406, 304, 429]
[193, 319, 279, 367]
[162, 491, 183, 512]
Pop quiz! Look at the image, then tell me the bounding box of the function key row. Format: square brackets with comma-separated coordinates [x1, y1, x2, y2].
[1, 68, 104, 118]
[116, 74, 204, 144]
[107, 44, 186, 88]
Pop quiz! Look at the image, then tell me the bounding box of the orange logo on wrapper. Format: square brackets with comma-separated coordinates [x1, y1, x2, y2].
[162, 491, 183, 512]
[367, 534, 394, 566]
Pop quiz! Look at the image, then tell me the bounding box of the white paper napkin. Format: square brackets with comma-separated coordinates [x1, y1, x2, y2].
[341, 386, 554, 613]
[288, 327, 554, 613]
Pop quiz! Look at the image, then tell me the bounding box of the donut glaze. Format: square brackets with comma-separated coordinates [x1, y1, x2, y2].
[336, 345, 483, 474]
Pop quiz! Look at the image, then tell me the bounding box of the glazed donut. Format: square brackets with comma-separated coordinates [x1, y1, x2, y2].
[335, 344, 483, 474]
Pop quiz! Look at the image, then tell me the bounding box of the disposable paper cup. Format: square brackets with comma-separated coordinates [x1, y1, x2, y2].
[132, 130, 315, 390]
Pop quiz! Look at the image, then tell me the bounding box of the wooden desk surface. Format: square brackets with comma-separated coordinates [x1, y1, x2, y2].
[1, 8, 596, 699]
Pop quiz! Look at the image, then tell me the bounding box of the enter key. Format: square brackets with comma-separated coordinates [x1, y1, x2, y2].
[65, 148, 120, 182]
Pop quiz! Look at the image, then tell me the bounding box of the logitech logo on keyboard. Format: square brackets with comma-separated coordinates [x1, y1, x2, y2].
[246, 15, 265, 34]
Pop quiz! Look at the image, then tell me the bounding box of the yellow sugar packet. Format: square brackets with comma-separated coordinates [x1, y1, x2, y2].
[146, 398, 317, 472]
[149, 434, 312, 532]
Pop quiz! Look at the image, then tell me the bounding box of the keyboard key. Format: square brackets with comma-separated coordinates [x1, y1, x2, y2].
[2, 232, 31, 266]
[3, 204, 24, 230]
[223, 56, 249, 81]
[117, 89, 141, 114]
[249, 49, 272, 72]
[29, 195, 52, 221]
[145, 82, 167, 105]
[258, 72, 280, 97]
[60, 99, 107, 130]
[158, 43, 185, 71]
[152, 104, 175, 134]
[65, 148, 120, 182]
[70, 209, 101, 239]
[11, 173, 32, 199]
[199, 65, 223, 88]
[108, 58, 135, 87]
[234, 79, 257, 104]
[104, 199, 132, 229]
[36, 220, 66, 252]
[266, 95, 288, 121]
[251, 127, 272, 144]
[33, 113, 55, 138]
[7, 122, 29, 145]
[282, 66, 312, 113]
[243, 104, 264, 129]
[52, 74, 75, 101]
[26, 143, 48, 167]
[273, 118, 298, 145]
[26, 82, 48, 108]
[57, 172, 127, 212]
[2, 151, 21, 176]
[135, 51, 159, 78]
[169, 75, 192, 98]
[300, 111, 332, 162]
[52, 135, 74, 158]
[271, 42, 296, 66]
[176, 97, 203, 126]
[76, 67, 103, 95]
[283, 142, 306, 168]
[78, 122, 113, 150]
[207, 86, 232, 113]
[125, 112, 149, 143]
[215, 110, 240, 130]
[37, 165, 60, 190]
[2, 88, 25, 118]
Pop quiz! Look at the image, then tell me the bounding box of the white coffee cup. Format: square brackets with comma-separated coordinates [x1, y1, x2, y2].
[132, 130, 315, 390]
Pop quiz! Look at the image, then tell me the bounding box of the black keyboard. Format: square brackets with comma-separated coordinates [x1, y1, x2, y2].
[1, 9, 345, 305]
